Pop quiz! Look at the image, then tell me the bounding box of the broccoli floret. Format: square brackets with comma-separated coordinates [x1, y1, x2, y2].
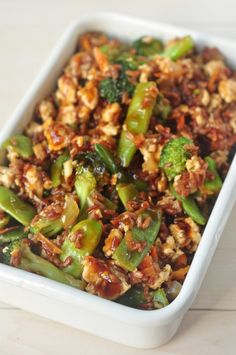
[133, 36, 163, 56]
[2, 239, 84, 289]
[75, 165, 97, 210]
[99, 78, 120, 103]
[159, 137, 193, 180]
[99, 73, 134, 103]
[114, 54, 138, 71]
[118, 71, 135, 96]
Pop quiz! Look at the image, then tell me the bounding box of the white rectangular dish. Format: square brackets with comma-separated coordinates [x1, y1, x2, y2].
[0, 12, 236, 349]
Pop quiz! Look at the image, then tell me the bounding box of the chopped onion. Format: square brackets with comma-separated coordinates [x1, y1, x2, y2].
[61, 194, 80, 228]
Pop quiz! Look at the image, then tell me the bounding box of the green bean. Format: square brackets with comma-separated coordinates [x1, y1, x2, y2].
[170, 184, 206, 225]
[0, 186, 36, 226]
[116, 183, 138, 209]
[3, 134, 33, 158]
[162, 36, 194, 61]
[113, 210, 162, 271]
[204, 157, 223, 194]
[60, 219, 103, 278]
[118, 82, 158, 167]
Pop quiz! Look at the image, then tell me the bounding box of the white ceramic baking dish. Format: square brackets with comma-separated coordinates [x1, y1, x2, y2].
[0, 12, 235, 349]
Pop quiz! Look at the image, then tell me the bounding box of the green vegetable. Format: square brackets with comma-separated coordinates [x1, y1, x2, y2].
[159, 137, 193, 180]
[133, 36, 163, 56]
[116, 183, 138, 209]
[117, 286, 169, 309]
[204, 157, 223, 194]
[95, 144, 118, 174]
[99, 73, 134, 103]
[113, 210, 162, 271]
[99, 43, 130, 61]
[75, 167, 96, 210]
[31, 195, 79, 237]
[118, 71, 135, 96]
[162, 35, 194, 61]
[51, 151, 69, 188]
[99, 78, 120, 103]
[114, 56, 138, 71]
[2, 134, 33, 158]
[153, 288, 169, 309]
[2, 240, 84, 289]
[118, 81, 158, 167]
[76, 151, 106, 177]
[60, 219, 102, 278]
[31, 217, 63, 237]
[0, 186, 36, 226]
[170, 184, 206, 225]
[0, 226, 27, 245]
[117, 287, 146, 308]
[154, 95, 171, 120]
[99, 43, 138, 70]
[94, 144, 147, 191]
[99, 44, 121, 60]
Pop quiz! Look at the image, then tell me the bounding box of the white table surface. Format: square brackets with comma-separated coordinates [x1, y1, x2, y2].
[0, 0, 236, 354]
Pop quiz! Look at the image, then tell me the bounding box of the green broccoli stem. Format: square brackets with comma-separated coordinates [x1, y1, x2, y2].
[118, 82, 158, 167]
[75, 168, 96, 210]
[30, 217, 63, 238]
[51, 151, 70, 188]
[19, 242, 85, 290]
[0, 227, 27, 245]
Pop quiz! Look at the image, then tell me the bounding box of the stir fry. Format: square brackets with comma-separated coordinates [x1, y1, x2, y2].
[0, 31, 235, 310]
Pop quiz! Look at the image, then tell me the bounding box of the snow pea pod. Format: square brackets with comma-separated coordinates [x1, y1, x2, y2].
[203, 157, 223, 194]
[118, 82, 158, 167]
[0, 186, 36, 226]
[170, 184, 206, 225]
[113, 210, 162, 271]
[3, 134, 33, 158]
[60, 219, 103, 278]
[162, 36, 194, 61]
